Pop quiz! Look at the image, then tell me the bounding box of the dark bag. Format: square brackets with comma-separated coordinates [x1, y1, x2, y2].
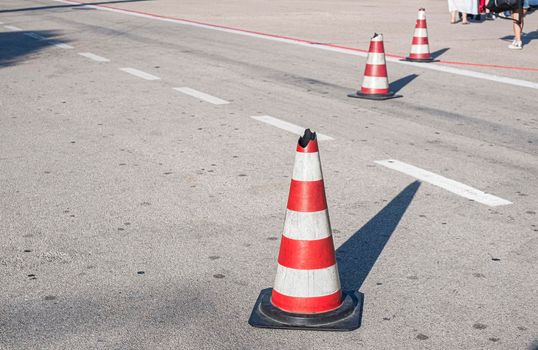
[486, 0, 520, 12]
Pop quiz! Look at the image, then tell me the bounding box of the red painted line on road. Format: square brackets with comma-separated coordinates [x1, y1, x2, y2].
[62, 0, 538, 73]
[432, 59, 538, 72]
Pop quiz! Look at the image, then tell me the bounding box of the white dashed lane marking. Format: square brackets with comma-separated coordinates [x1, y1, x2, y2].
[4, 25, 22, 31]
[50, 41, 73, 49]
[78, 52, 110, 62]
[22, 31, 73, 49]
[375, 159, 512, 207]
[173, 87, 229, 105]
[23, 32, 45, 40]
[251, 115, 334, 141]
[119, 67, 160, 80]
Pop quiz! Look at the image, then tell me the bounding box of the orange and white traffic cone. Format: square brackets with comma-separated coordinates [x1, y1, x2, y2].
[348, 33, 401, 100]
[249, 129, 363, 331]
[402, 8, 437, 62]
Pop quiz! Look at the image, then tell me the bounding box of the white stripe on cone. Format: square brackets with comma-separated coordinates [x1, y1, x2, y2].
[418, 11, 426, 20]
[366, 52, 387, 65]
[413, 28, 428, 38]
[411, 45, 430, 54]
[414, 28, 428, 37]
[292, 152, 323, 181]
[283, 209, 331, 240]
[413, 31, 428, 39]
[362, 76, 389, 90]
[273, 264, 341, 298]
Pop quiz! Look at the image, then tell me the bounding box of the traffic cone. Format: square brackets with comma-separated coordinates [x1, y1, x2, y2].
[402, 8, 437, 62]
[249, 129, 363, 331]
[348, 33, 401, 100]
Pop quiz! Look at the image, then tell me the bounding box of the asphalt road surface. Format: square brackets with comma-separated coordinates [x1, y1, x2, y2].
[1, 0, 537, 349]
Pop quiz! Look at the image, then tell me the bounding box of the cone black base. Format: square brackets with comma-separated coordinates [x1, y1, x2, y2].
[248, 288, 363, 331]
[400, 57, 439, 63]
[347, 91, 402, 101]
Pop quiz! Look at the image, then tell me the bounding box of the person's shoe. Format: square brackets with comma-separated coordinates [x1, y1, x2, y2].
[508, 40, 523, 49]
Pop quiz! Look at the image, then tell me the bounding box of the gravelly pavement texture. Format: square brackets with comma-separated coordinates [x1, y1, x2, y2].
[0, 0, 537, 349]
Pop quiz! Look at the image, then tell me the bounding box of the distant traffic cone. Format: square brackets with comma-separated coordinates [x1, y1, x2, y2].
[348, 33, 400, 100]
[249, 129, 363, 331]
[402, 8, 437, 62]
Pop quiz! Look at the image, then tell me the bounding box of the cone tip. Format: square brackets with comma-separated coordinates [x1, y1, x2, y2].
[372, 33, 383, 40]
[298, 129, 317, 148]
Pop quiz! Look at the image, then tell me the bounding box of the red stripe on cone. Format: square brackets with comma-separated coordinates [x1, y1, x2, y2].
[296, 139, 319, 153]
[278, 236, 336, 270]
[287, 180, 327, 212]
[409, 53, 431, 59]
[361, 86, 389, 94]
[368, 40, 385, 53]
[412, 37, 429, 45]
[364, 64, 387, 77]
[416, 19, 427, 28]
[271, 289, 342, 314]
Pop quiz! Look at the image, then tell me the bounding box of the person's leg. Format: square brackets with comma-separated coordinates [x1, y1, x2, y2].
[451, 10, 457, 23]
[462, 12, 469, 23]
[512, 9, 523, 42]
[509, 7, 525, 48]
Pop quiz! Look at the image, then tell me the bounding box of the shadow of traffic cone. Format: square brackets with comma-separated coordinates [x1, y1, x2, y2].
[249, 129, 363, 331]
[348, 33, 401, 100]
[402, 8, 438, 62]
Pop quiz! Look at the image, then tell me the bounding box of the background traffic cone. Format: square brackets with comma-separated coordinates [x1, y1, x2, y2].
[402, 8, 438, 62]
[249, 129, 363, 331]
[348, 33, 401, 100]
